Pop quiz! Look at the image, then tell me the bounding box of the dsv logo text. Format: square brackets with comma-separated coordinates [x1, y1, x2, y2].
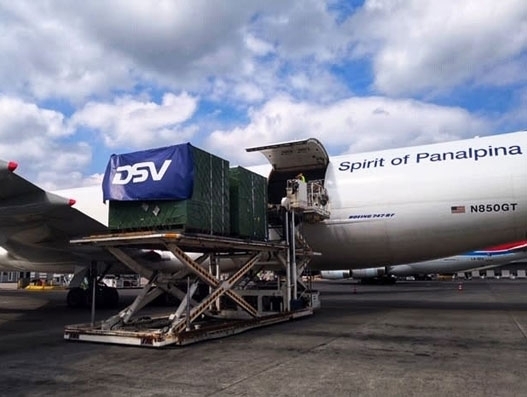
[112, 160, 172, 185]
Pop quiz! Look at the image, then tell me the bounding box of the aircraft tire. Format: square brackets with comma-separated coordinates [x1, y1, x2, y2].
[85, 285, 119, 309]
[67, 287, 88, 308]
[152, 292, 179, 306]
[102, 286, 119, 308]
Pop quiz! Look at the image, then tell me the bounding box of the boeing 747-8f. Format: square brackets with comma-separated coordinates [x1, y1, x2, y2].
[0, 130, 526, 306]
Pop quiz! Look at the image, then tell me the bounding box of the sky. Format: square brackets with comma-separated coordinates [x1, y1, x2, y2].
[0, 0, 526, 190]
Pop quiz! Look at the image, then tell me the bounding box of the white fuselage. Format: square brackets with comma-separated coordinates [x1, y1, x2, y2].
[303, 131, 527, 270]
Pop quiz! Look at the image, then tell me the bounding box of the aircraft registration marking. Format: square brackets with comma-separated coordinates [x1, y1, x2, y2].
[470, 203, 518, 213]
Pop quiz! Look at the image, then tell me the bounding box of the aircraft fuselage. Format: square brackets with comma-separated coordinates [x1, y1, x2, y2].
[305, 131, 527, 270]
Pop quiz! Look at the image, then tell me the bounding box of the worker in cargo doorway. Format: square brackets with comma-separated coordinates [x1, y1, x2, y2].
[296, 173, 306, 183]
[293, 172, 306, 225]
[291, 172, 305, 196]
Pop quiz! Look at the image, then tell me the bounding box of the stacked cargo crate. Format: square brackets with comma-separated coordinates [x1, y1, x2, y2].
[107, 145, 230, 235]
[229, 166, 268, 240]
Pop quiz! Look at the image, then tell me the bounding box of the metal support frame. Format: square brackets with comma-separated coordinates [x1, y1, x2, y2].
[90, 261, 97, 326]
[64, 231, 316, 347]
[291, 211, 298, 300]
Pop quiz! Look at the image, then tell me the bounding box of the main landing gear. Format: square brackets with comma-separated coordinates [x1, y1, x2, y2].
[66, 265, 119, 309]
[66, 285, 119, 309]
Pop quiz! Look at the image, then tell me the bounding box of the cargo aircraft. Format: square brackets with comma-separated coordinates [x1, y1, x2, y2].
[0, 130, 526, 307]
[319, 240, 527, 282]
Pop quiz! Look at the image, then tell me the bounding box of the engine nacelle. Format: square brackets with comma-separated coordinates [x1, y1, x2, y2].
[0, 247, 29, 271]
[319, 270, 351, 279]
[351, 267, 386, 279]
[136, 249, 246, 273]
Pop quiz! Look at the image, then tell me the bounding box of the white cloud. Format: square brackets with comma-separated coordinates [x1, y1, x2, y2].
[0, 0, 523, 190]
[497, 87, 527, 128]
[0, 1, 352, 104]
[252, 1, 349, 62]
[348, 0, 527, 95]
[71, 93, 199, 148]
[0, 96, 93, 188]
[38, 171, 103, 191]
[206, 95, 491, 166]
[0, 96, 70, 140]
[0, 2, 132, 102]
[233, 83, 266, 103]
[1, 0, 525, 104]
[0, 1, 268, 101]
[244, 34, 275, 56]
[477, 54, 527, 87]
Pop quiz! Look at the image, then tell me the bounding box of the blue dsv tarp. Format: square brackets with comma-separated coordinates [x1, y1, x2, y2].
[102, 144, 194, 201]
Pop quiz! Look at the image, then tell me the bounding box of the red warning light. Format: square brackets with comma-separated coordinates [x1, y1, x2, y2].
[68, 199, 76, 206]
[7, 161, 18, 172]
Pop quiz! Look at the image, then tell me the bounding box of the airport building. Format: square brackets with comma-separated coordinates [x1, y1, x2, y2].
[458, 263, 527, 279]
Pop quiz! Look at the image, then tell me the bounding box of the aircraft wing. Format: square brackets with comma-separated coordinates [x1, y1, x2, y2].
[0, 160, 108, 268]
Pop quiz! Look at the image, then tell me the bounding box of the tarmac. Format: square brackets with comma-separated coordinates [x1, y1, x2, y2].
[0, 279, 526, 397]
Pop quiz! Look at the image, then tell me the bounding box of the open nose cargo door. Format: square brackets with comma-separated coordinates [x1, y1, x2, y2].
[246, 138, 331, 222]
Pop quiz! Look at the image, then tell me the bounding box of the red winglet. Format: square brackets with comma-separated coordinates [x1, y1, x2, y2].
[7, 161, 18, 172]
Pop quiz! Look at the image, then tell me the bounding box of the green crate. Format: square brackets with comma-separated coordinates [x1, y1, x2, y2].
[108, 199, 225, 233]
[109, 145, 230, 235]
[229, 166, 268, 240]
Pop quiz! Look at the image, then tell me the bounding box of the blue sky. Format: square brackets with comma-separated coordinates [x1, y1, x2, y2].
[0, 0, 526, 189]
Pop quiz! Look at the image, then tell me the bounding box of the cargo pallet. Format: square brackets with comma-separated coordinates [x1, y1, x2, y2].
[65, 228, 318, 347]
